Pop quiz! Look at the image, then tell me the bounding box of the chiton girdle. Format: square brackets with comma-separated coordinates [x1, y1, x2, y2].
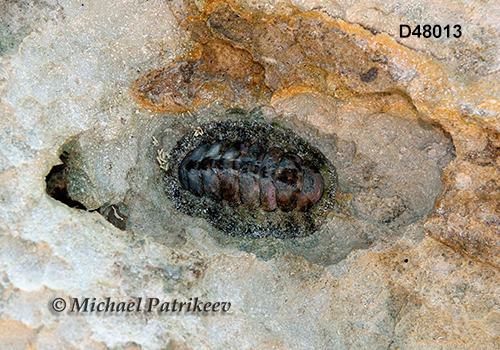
[163, 119, 337, 238]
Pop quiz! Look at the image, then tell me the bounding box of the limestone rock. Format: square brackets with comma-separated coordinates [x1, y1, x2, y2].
[1, 0, 500, 349]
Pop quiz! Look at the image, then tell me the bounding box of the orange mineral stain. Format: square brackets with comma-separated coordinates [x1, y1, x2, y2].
[133, 0, 397, 113]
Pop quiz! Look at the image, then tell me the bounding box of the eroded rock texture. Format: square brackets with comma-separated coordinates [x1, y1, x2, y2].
[1, 0, 500, 349]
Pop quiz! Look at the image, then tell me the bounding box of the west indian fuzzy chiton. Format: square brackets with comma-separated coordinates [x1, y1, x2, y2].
[163, 119, 337, 238]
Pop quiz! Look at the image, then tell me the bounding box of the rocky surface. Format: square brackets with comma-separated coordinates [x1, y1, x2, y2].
[1, 0, 500, 349]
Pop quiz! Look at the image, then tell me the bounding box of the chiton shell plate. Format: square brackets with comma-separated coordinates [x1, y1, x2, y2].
[163, 119, 337, 238]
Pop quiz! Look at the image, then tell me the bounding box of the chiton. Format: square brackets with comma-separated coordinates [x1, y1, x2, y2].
[163, 119, 337, 238]
[179, 142, 324, 212]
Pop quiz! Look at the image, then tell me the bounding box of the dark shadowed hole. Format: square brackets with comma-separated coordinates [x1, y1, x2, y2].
[45, 152, 87, 210]
[45, 149, 128, 230]
[99, 204, 127, 231]
[360, 67, 379, 83]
